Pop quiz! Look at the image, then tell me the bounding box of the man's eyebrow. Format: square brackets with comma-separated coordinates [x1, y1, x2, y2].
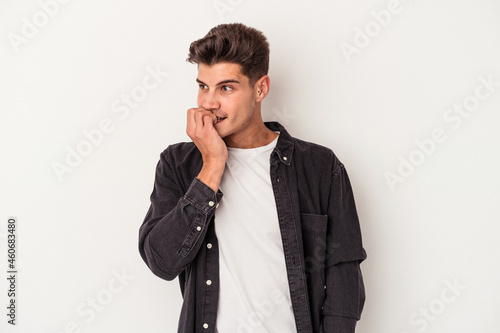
[196, 78, 240, 86]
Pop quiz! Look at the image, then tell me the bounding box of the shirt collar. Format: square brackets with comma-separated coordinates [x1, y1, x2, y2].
[264, 121, 294, 166]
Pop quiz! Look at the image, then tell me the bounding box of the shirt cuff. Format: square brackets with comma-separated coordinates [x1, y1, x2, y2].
[182, 177, 223, 214]
[323, 315, 357, 333]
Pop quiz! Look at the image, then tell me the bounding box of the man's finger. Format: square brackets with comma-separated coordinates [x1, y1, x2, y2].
[203, 113, 217, 127]
[187, 108, 196, 133]
[187, 108, 202, 137]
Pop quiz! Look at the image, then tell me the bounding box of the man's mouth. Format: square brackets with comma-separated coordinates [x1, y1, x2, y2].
[216, 116, 227, 124]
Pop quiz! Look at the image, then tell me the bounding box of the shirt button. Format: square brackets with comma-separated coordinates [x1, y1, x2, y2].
[196, 226, 202, 231]
[206, 280, 212, 285]
[203, 323, 209, 329]
[207, 243, 212, 249]
[283, 156, 287, 161]
[208, 201, 215, 207]
[324, 285, 327, 290]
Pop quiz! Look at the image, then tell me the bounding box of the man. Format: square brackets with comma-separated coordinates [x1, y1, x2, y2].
[138, 23, 366, 333]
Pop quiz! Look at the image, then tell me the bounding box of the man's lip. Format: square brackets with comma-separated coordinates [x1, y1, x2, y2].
[215, 116, 227, 124]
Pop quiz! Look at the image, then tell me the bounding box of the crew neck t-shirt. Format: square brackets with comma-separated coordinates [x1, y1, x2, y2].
[214, 132, 297, 332]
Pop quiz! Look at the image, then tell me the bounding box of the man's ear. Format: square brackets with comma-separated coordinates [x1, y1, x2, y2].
[255, 75, 270, 102]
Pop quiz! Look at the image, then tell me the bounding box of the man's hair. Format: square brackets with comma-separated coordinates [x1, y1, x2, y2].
[187, 23, 270, 85]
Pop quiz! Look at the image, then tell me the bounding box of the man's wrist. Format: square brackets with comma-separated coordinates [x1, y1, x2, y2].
[197, 162, 225, 192]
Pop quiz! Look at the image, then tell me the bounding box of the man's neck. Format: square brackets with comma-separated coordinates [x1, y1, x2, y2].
[224, 123, 278, 149]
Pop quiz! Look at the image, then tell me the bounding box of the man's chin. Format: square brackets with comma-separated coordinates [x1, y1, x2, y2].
[217, 130, 227, 139]
[214, 121, 227, 136]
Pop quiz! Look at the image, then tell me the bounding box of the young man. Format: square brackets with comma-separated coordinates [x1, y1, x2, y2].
[139, 23, 366, 333]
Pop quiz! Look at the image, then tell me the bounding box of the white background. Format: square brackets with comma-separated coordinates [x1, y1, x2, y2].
[1, 0, 500, 332]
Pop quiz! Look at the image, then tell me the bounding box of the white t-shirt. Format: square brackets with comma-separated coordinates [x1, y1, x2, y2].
[215, 133, 297, 333]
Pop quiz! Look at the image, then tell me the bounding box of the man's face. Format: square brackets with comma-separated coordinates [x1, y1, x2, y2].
[196, 62, 258, 140]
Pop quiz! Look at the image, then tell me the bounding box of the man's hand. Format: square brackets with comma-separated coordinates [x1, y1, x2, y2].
[186, 108, 227, 192]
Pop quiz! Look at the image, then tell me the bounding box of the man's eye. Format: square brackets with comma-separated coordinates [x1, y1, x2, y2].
[221, 86, 233, 92]
[199, 84, 207, 90]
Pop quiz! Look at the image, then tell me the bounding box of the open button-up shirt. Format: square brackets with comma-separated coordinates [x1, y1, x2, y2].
[139, 121, 367, 333]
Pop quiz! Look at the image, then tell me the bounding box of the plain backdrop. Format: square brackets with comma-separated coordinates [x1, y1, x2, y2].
[1, 0, 500, 332]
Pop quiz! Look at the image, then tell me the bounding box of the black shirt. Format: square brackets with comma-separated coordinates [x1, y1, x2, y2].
[138, 121, 366, 332]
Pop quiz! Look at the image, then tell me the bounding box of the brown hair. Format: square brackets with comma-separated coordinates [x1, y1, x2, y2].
[187, 23, 270, 85]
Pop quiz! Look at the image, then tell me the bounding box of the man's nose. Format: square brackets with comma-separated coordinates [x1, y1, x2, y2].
[201, 91, 220, 110]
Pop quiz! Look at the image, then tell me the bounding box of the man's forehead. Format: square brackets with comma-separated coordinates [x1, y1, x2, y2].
[197, 62, 247, 84]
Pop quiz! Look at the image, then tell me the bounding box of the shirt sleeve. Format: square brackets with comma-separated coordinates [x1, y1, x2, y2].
[322, 162, 367, 332]
[138, 147, 223, 281]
